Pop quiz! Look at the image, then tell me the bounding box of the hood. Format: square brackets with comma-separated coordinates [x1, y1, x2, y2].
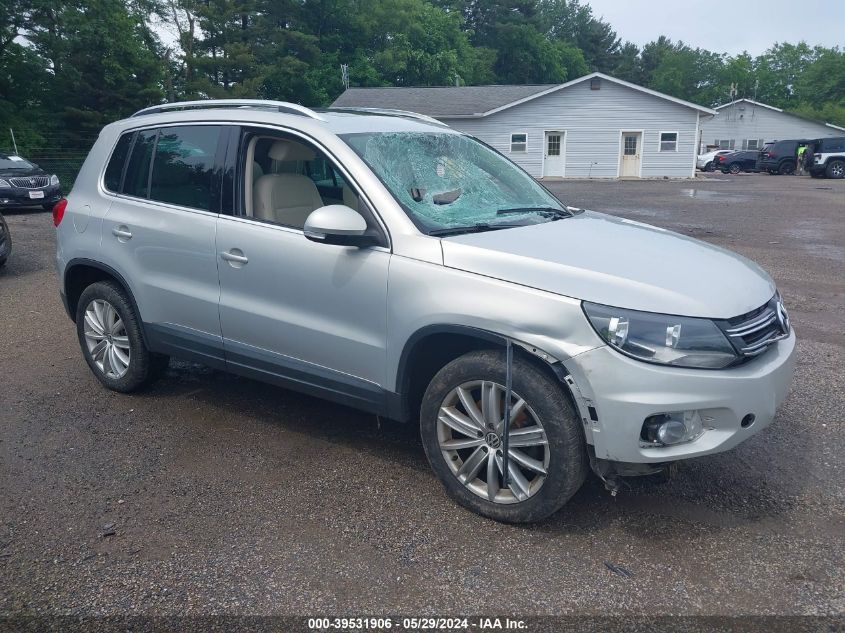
[0, 167, 45, 178]
[440, 211, 775, 319]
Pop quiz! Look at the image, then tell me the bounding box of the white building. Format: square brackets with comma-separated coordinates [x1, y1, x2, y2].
[700, 99, 845, 153]
[332, 72, 716, 179]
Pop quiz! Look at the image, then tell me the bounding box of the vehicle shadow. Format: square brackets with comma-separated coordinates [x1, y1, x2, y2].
[127, 358, 810, 539]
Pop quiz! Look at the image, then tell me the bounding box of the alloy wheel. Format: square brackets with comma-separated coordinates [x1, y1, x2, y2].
[83, 299, 131, 379]
[437, 380, 550, 504]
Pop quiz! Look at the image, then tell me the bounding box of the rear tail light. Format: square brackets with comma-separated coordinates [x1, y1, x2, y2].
[52, 198, 68, 226]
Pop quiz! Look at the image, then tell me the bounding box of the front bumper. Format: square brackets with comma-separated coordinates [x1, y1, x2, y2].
[0, 185, 62, 208]
[563, 331, 796, 463]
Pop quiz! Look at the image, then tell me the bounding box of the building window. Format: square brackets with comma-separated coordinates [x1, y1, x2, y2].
[510, 133, 527, 153]
[742, 139, 762, 150]
[659, 132, 678, 152]
[717, 139, 735, 150]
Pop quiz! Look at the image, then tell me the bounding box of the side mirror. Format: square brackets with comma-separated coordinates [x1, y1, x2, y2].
[304, 205, 378, 247]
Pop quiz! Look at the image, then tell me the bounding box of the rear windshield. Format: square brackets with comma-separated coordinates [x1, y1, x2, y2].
[0, 155, 35, 170]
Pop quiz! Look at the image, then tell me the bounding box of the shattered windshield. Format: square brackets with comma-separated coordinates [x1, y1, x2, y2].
[340, 132, 566, 233]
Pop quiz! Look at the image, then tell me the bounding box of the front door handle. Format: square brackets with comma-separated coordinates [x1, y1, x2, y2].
[112, 226, 132, 241]
[221, 249, 248, 266]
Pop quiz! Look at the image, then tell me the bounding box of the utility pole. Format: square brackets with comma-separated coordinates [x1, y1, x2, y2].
[340, 64, 349, 91]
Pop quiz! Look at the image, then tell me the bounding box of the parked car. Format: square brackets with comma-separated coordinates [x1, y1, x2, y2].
[696, 149, 733, 172]
[0, 153, 63, 210]
[717, 150, 761, 174]
[54, 100, 796, 523]
[757, 139, 810, 175]
[0, 212, 10, 267]
[808, 136, 845, 179]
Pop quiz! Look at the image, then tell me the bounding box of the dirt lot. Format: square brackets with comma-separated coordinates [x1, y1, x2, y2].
[0, 174, 843, 620]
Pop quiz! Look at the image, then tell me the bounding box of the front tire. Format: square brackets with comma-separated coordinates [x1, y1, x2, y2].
[420, 350, 588, 523]
[779, 161, 795, 175]
[703, 161, 713, 172]
[76, 281, 168, 393]
[827, 160, 845, 179]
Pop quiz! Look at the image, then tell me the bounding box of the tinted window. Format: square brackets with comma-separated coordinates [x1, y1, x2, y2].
[821, 137, 845, 152]
[123, 130, 157, 198]
[103, 133, 133, 192]
[149, 125, 221, 211]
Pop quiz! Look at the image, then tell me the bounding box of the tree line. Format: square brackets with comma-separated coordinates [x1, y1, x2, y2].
[1, 0, 843, 182]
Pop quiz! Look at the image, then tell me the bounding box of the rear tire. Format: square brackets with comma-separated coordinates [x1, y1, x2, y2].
[779, 161, 795, 175]
[826, 160, 845, 179]
[729, 163, 741, 174]
[76, 281, 168, 393]
[420, 350, 588, 523]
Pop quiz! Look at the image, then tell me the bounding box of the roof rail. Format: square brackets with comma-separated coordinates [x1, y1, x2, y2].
[327, 106, 448, 127]
[131, 99, 325, 121]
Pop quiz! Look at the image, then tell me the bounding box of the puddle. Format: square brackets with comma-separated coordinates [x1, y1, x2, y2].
[680, 188, 737, 200]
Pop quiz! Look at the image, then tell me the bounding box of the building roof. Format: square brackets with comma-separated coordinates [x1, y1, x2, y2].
[331, 72, 717, 118]
[715, 98, 845, 132]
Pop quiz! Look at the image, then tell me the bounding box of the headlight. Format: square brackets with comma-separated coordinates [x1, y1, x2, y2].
[582, 301, 738, 369]
[50, 174, 60, 186]
[0, 179, 9, 188]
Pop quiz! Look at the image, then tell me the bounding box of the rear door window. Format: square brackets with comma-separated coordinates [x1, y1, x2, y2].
[149, 125, 222, 212]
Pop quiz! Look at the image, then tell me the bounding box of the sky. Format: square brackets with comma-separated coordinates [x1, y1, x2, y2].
[584, 0, 844, 56]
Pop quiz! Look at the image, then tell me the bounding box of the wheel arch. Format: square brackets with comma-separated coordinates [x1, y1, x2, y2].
[394, 324, 576, 424]
[64, 258, 141, 324]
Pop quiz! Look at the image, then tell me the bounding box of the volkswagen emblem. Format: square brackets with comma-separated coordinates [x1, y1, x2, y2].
[776, 300, 790, 335]
[485, 432, 501, 449]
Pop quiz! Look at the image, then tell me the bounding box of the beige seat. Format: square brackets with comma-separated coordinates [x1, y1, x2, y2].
[342, 185, 358, 211]
[253, 140, 323, 227]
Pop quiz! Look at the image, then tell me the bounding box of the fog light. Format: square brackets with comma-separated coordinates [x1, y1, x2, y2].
[641, 411, 704, 446]
[656, 419, 686, 444]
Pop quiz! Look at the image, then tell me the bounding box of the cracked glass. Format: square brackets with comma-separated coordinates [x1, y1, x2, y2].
[341, 132, 566, 232]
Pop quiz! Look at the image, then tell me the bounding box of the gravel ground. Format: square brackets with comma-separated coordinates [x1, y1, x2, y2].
[0, 174, 843, 621]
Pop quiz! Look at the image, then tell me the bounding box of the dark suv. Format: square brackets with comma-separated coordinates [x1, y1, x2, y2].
[0, 154, 63, 210]
[757, 140, 809, 175]
[808, 137, 845, 179]
[716, 150, 760, 174]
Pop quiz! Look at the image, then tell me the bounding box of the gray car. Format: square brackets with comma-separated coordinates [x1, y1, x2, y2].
[55, 100, 796, 522]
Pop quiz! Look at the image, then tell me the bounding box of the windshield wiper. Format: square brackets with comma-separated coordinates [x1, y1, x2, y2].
[428, 223, 528, 237]
[496, 206, 573, 218]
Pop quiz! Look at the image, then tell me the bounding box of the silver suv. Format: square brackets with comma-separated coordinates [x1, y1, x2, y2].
[56, 100, 796, 522]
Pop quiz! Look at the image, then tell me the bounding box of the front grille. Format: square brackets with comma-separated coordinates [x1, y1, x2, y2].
[9, 176, 49, 188]
[721, 296, 789, 358]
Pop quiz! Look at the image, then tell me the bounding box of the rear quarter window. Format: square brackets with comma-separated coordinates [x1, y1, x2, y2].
[821, 138, 845, 152]
[103, 132, 134, 192]
[123, 130, 157, 198]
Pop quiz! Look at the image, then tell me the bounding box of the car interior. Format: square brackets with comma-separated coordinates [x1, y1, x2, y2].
[243, 135, 360, 230]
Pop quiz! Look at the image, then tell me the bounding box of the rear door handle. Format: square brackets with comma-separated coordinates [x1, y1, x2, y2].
[112, 226, 132, 240]
[221, 249, 248, 266]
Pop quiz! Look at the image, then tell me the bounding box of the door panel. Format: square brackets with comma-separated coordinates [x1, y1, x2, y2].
[100, 124, 225, 363]
[101, 199, 222, 354]
[216, 217, 390, 388]
[620, 132, 642, 177]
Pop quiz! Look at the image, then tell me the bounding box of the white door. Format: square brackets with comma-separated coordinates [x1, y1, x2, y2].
[620, 132, 642, 177]
[543, 131, 565, 177]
